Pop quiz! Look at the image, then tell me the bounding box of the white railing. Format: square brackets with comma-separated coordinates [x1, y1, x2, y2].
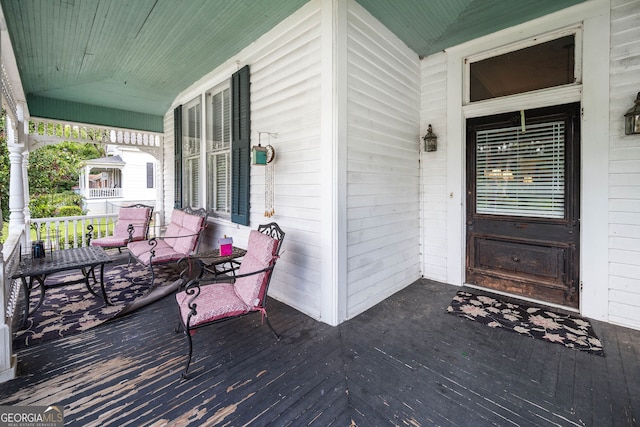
[87, 188, 124, 199]
[1, 229, 24, 382]
[29, 214, 119, 250]
[27, 211, 162, 251]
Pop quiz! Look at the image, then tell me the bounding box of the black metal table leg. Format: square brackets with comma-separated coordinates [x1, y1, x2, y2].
[19, 277, 29, 328]
[99, 263, 111, 305]
[20, 275, 46, 329]
[82, 266, 101, 298]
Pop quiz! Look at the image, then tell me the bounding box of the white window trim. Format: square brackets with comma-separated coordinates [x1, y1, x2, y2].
[183, 95, 202, 209]
[463, 25, 583, 111]
[204, 83, 232, 218]
[463, 25, 583, 105]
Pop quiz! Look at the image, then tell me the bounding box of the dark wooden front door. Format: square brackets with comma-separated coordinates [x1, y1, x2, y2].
[466, 104, 580, 308]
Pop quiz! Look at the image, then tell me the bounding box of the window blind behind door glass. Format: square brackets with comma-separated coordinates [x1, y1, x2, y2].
[476, 121, 565, 218]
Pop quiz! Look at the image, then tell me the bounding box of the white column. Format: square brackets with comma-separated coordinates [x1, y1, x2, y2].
[7, 116, 26, 236]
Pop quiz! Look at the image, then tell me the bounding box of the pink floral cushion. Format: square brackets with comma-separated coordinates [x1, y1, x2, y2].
[163, 209, 205, 254]
[91, 206, 151, 247]
[114, 206, 152, 240]
[127, 239, 187, 265]
[91, 235, 130, 247]
[234, 230, 278, 308]
[176, 283, 249, 327]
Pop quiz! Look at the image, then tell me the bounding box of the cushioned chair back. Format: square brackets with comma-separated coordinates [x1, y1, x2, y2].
[164, 209, 206, 255]
[234, 230, 279, 308]
[114, 206, 152, 240]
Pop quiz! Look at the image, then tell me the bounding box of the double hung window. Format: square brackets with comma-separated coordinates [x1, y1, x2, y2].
[182, 97, 201, 208]
[206, 87, 231, 215]
[174, 65, 250, 225]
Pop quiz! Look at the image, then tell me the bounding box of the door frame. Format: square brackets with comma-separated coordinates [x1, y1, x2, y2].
[439, 1, 609, 319]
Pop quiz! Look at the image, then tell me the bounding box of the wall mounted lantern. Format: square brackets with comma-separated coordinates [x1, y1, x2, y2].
[422, 124, 438, 152]
[625, 92, 640, 135]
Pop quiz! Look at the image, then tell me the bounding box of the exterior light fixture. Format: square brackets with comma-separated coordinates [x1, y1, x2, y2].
[423, 124, 437, 152]
[625, 92, 640, 135]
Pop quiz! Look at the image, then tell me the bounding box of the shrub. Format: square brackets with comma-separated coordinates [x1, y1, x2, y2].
[57, 205, 83, 217]
[30, 191, 85, 218]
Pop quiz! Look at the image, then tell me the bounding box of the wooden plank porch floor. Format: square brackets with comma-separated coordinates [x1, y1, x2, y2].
[1, 278, 639, 426]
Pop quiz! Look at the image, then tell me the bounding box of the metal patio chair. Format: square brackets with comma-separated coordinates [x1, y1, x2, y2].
[174, 222, 285, 378]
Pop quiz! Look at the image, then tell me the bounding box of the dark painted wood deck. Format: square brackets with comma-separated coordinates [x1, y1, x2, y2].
[1, 277, 639, 426]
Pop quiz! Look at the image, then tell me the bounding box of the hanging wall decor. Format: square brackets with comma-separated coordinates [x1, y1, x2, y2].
[255, 132, 277, 217]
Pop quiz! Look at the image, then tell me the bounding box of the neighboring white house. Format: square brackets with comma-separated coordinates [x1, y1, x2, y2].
[78, 145, 158, 215]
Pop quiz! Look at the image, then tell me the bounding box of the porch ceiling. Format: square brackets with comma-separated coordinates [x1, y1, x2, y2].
[0, 0, 585, 132]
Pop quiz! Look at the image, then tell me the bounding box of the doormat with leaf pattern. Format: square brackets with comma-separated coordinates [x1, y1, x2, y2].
[447, 291, 604, 356]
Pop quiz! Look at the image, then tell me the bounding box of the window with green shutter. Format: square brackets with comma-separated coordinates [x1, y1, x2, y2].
[173, 65, 251, 225]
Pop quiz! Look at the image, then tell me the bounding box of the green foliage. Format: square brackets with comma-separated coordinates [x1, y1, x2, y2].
[28, 141, 103, 194]
[57, 205, 83, 217]
[29, 191, 85, 219]
[0, 111, 105, 221]
[27, 141, 104, 218]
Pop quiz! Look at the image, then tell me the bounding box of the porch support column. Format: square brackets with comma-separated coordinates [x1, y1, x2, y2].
[7, 115, 26, 237]
[320, 0, 347, 325]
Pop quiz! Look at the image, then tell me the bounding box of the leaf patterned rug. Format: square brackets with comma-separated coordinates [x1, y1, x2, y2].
[13, 262, 181, 350]
[447, 291, 604, 356]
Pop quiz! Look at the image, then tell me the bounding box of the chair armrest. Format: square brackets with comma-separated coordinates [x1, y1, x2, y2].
[150, 231, 202, 243]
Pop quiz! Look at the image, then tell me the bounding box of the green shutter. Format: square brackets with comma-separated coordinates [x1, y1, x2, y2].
[231, 65, 251, 225]
[174, 105, 183, 209]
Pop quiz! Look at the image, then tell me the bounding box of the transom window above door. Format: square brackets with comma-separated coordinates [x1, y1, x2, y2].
[467, 32, 580, 103]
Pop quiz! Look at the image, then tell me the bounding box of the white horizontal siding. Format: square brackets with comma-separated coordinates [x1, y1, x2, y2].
[248, 5, 322, 320]
[345, 2, 421, 319]
[163, 2, 323, 320]
[608, 0, 640, 330]
[420, 52, 448, 283]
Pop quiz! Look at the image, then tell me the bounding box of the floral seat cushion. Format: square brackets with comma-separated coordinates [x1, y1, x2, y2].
[127, 208, 206, 266]
[176, 283, 249, 327]
[176, 229, 278, 327]
[91, 206, 152, 248]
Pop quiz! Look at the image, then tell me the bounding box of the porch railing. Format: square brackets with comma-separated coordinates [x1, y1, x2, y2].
[1, 229, 24, 382]
[27, 211, 161, 251]
[87, 188, 124, 199]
